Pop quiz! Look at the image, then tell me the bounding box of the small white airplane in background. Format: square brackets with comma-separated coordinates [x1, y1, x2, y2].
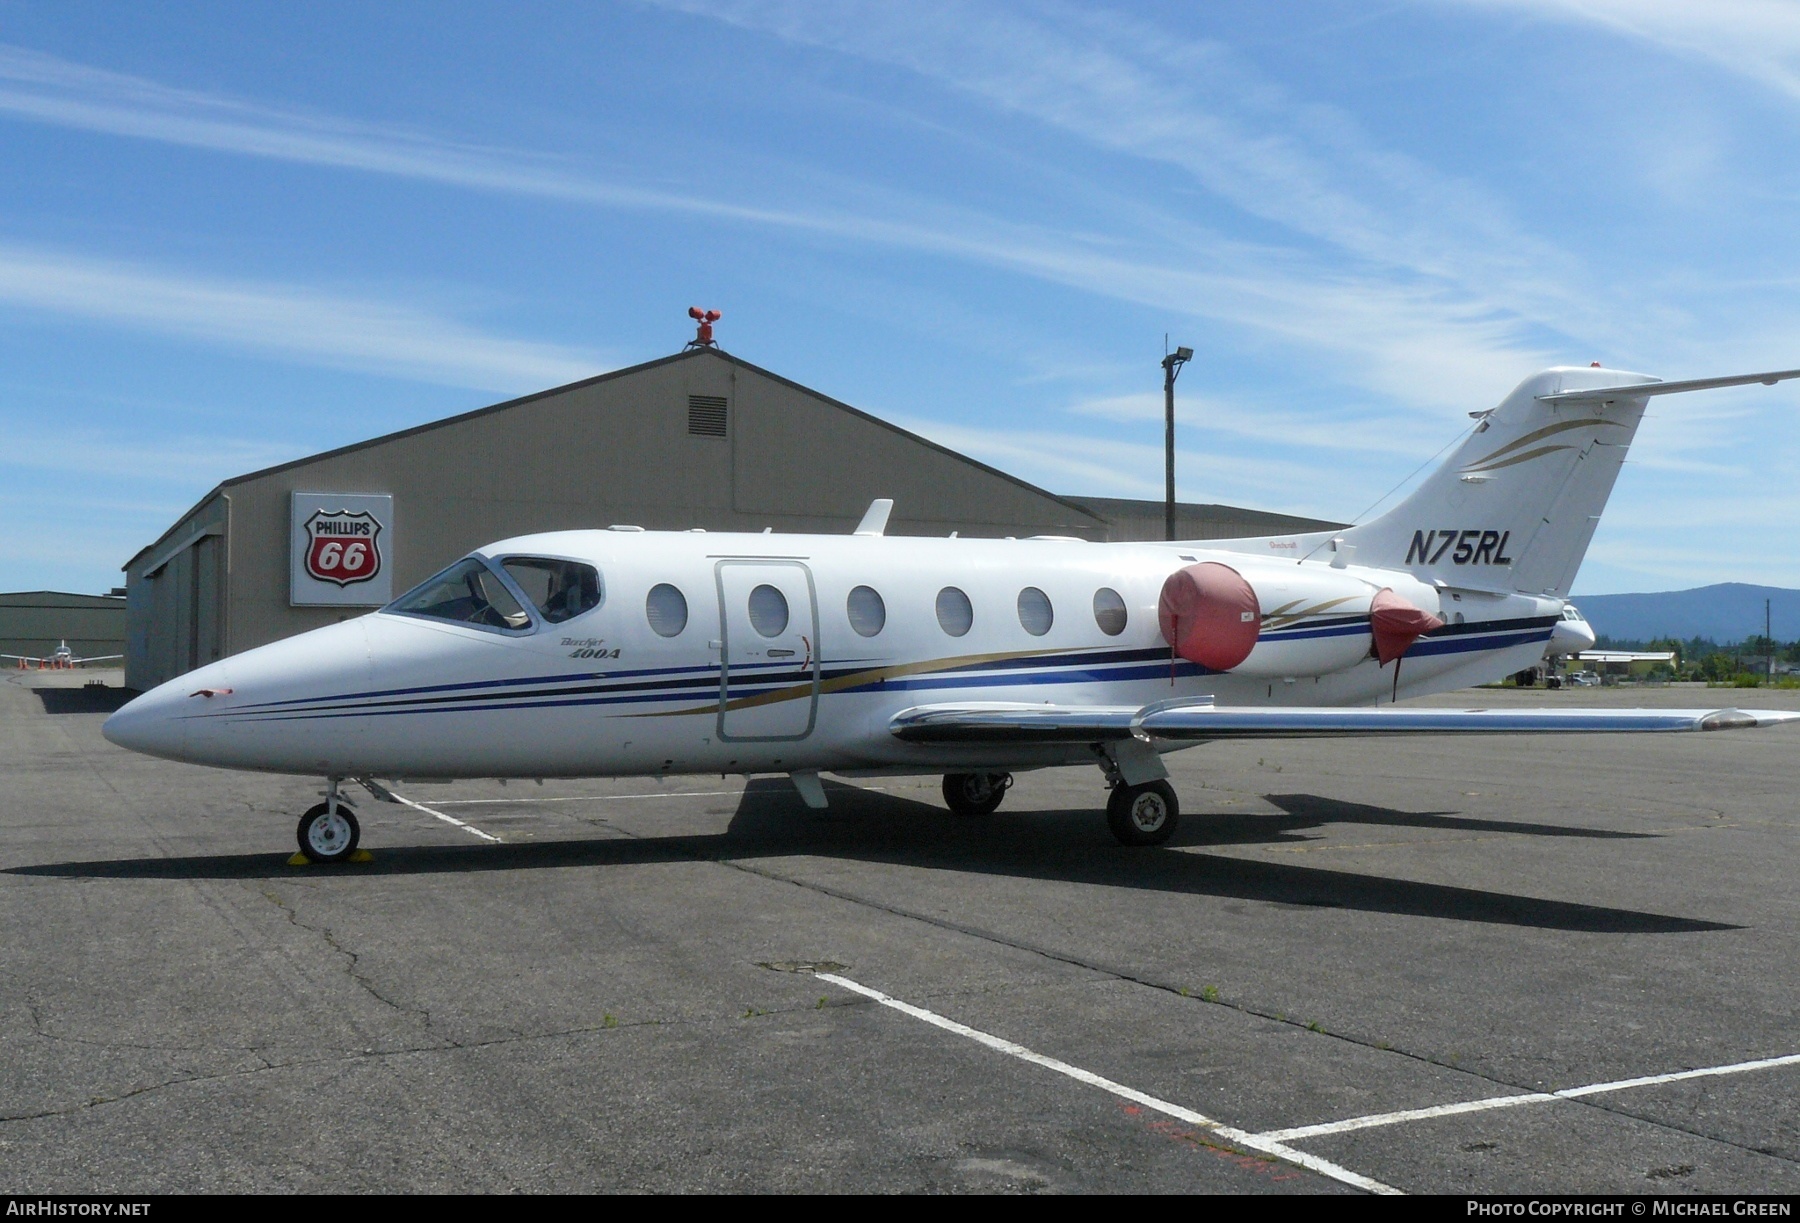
[7, 641, 123, 670]
[105, 365, 1800, 863]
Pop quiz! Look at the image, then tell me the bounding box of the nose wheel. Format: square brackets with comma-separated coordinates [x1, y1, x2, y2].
[1106, 780, 1179, 846]
[297, 801, 361, 863]
[942, 772, 1011, 816]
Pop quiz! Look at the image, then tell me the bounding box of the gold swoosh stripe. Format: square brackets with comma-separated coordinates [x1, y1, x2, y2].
[1461, 417, 1607, 471]
[1263, 594, 1363, 629]
[639, 646, 1054, 718]
[1462, 443, 1576, 474]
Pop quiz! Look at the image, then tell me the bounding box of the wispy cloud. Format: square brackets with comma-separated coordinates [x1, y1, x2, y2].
[659, 1, 1609, 338]
[0, 425, 303, 485]
[1064, 390, 1443, 456]
[889, 413, 1340, 511]
[0, 41, 1560, 410]
[1449, 1, 1800, 103]
[0, 244, 607, 392]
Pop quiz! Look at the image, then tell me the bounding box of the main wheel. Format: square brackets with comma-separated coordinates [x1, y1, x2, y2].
[297, 802, 360, 863]
[1106, 781, 1179, 846]
[942, 772, 1011, 817]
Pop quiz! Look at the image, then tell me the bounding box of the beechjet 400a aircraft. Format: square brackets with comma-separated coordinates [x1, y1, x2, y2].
[105, 365, 1800, 863]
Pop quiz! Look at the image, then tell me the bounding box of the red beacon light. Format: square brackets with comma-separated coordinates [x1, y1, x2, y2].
[686, 306, 722, 349]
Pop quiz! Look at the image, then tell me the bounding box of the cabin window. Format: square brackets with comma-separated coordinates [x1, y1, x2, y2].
[1017, 587, 1053, 636]
[646, 583, 688, 637]
[847, 585, 886, 637]
[501, 557, 602, 624]
[386, 557, 531, 632]
[936, 586, 973, 637]
[1093, 588, 1127, 636]
[748, 584, 790, 637]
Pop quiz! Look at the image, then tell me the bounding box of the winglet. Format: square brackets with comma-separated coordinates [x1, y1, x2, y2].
[852, 498, 894, 537]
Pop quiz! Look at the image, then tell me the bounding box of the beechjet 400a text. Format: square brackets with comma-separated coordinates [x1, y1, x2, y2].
[105, 365, 1800, 863]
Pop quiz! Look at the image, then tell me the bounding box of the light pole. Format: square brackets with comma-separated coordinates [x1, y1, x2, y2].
[1162, 345, 1193, 541]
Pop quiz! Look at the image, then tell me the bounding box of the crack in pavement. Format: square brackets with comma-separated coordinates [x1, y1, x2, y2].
[0, 995, 848, 1126]
[254, 884, 449, 1036]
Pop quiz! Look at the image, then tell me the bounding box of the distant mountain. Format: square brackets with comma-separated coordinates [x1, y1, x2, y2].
[1569, 583, 1800, 644]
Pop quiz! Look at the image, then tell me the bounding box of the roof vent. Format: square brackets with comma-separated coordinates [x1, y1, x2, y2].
[688, 394, 728, 437]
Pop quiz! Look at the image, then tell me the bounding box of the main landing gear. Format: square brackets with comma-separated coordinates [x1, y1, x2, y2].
[1106, 780, 1179, 847]
[940, 768, 1180, 846]
[295, 778, 361, 864]
[942, 772, 1012, 816]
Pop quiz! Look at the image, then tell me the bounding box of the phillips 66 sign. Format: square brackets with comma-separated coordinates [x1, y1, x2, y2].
[290, 492, 394, 606]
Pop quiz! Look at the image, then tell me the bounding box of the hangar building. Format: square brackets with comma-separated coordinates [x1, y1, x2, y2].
[122, 347, 1336, 691]
[0, 590, 126, 663]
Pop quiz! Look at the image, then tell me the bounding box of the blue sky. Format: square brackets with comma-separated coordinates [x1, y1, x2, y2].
[3, 1, 1798, 596]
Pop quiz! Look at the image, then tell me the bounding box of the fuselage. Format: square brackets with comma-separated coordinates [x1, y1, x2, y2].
[103, 528, 1566, 779]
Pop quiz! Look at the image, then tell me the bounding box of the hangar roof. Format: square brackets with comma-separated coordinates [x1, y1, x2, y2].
[126, 347, 1105, 569]
[0, 590, 127, 609]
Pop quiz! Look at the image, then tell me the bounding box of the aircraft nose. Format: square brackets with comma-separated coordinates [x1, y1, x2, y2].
[102, 681, 193, 760]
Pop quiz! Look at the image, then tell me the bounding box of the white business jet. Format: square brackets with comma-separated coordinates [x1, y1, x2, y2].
[105, 365, 1800, 863]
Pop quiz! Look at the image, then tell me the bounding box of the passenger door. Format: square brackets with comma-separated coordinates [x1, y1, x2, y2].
[715, 560, 819, 741]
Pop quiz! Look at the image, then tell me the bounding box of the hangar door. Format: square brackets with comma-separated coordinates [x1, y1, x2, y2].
[715, 560, 819, 741]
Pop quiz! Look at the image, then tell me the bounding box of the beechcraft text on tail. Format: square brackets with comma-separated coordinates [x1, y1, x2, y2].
[102, 364, 1800, 863]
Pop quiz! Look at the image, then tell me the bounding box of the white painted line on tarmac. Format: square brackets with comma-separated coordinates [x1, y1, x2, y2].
[1256, 1051, 1800, 1143]
[387, 790, 503, 842]
[1258, 1093, 1553, 1142]
[814, 972, 1399, 1195]
[1555, 1051, 1800, 1098]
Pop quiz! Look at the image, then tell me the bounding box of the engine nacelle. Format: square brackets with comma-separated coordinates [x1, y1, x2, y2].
[1158, 560, 1441, 677]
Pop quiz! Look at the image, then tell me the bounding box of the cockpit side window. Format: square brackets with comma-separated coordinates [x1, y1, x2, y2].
[386, 557, 533, 632]
[501, 557, 603, 624]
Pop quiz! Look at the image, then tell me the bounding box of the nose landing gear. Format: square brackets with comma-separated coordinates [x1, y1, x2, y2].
[292, 778, 363, 864]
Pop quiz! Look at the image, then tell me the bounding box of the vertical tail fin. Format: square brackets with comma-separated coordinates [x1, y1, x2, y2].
[1341, 367, 1654, 598]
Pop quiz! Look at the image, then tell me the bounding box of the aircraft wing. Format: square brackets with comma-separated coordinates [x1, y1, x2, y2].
[71, 654, 122, 664]
[888, 701, 1800, 744]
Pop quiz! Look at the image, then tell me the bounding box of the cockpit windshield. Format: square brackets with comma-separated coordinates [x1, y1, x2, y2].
[501, 557, 603, 624]
[386, 557, 532, 631]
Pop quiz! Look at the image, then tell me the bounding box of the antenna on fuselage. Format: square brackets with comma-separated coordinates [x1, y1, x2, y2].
[852, 499, 893, 537]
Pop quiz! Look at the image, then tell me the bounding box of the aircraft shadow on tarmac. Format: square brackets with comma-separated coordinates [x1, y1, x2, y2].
[29, 685, 136, 715]
[8, 778, 1730, 935]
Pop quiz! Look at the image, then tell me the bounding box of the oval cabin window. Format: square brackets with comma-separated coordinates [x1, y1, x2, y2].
[936, 587, 973, 637]
[1093, 588, 1128, 636]
[645, 584, 688, 637]
[847, 585, 886, 637]
[1017, 587, 1053, 636]
[748, 584, 790, 637]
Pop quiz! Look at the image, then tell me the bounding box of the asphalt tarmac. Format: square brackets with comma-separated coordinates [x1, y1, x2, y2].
[3, 667, 1799, 1194]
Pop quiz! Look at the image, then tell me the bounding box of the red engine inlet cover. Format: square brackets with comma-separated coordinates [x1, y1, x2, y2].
[1370, 587, 1444, 665]
[1158, 562, 1260, 671]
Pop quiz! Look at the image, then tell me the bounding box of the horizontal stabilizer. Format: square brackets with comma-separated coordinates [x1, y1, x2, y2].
[889, 701, 1800, 745]
[1537, 368, 1800, 405]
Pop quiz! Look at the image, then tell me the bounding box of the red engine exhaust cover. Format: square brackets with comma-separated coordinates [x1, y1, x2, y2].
[1370, 588, 1444, 665]
[1158, 562, 1260, 671]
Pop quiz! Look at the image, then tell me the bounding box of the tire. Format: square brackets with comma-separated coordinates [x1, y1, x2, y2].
[942, 772, 1010, 817]
[297, 802, 360, 863]
[1106, 781, 1179, 846]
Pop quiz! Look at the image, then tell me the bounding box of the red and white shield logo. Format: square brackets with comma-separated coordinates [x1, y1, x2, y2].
[303, 510, 383, 587]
